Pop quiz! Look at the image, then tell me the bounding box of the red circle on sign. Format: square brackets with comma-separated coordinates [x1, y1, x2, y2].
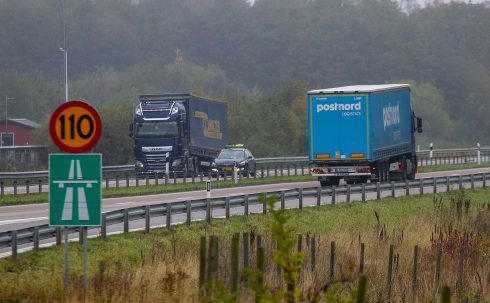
[49, 101, 102, 153]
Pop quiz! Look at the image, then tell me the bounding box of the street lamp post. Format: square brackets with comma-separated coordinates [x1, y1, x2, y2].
[60, 47, 68, 102]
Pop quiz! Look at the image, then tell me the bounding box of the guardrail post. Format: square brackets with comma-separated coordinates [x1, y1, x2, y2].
[226, 197, 230, 219]
[459, 176, 463, 190]
[34, 226, 40, 251]
[347, 185, 351, 202]
[1, 181, 4, 196]
[13, 180, 17, 195]
[361, 184, 366, 202]
[56, 227, 62, 245]
[26, 180, 29, 194]
[136, 176, 139, 187]
[274, 166, 278, 177]
[281, 191, 285, 209]
[116, 175, 119, 189]
[302, 165, 304, 175]
[173, 173, 177, 184]
[102, 213, 107, 240]
[166, 203, 172, 228]
[244, 195, 248, 216]
[261, 167, 264, 178]
[299, 188, 303, 210]
[192, 173, 195, 183]
[376, 182, 381, 199]
[11, 230, 17, 261]
[294, 164, 297, 176]
[484, 174, 487, 188]
[419, 179, 424, 195]
[105, 176, 109, 189]
[186, 201, 191, 225]
[79, 227, 84, 245]
[287, 165, 290, 176]
[124, 209, 129, 233]
[206, 198, 212, 223]
[155, 173, 159, 185]
[433, 177, 437, 194]
[262, 193, 267, 214]
[281, 165, 284, 177]
[446, 176, 450, 192]
[266, 166, 270, 177]
[405, 180, 409, 196]
[144, 206, 150, 232]
[317, 187, 321, 206]
[38, 179, 42, 193]
[471, 174, 475, 189]
[332, 186, 336, 205]
[391, 181, 395, 198]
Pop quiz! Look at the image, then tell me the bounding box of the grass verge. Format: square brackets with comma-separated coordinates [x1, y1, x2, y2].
[1, 187, 489, 302]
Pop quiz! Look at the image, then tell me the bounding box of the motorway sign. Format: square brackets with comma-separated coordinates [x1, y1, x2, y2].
[49, 101, 102, 153]
[49, 153, 102, 226]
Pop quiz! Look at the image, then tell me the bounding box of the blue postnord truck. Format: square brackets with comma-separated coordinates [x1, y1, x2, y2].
[129, 94, 227, 175]
[307, 84, 422, 187]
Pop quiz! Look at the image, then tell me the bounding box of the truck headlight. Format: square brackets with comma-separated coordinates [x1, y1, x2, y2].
[172, 159, 181, 167]
[135, 160, 144, 169]
[171, 107, 179, 115]
[135, 106, 143, 116]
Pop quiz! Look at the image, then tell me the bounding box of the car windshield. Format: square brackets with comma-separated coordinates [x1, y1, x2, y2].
[217, 149, 245, 160]
[135, 121, 178, 137]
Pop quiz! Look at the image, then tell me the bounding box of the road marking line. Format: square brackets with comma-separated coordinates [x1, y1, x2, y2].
[116, 202, 134, 205]
[0, 217, 48, 226]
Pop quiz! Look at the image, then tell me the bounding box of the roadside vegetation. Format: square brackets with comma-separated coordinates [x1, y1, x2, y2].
[1, 187, 489, 302]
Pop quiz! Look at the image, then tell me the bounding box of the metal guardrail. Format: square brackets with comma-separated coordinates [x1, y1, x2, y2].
[0, 147, 489, 180]
[1, 171, 488, 257]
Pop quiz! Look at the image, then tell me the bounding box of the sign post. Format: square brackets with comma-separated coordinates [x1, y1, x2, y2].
[49, 100, 102, 289]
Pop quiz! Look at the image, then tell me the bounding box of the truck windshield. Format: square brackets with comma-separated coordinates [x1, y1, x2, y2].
[217, 149, 245, 160]
[135, 121, 178, 137]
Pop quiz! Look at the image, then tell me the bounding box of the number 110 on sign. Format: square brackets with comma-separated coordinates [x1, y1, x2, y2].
[49, 101, 102, 153]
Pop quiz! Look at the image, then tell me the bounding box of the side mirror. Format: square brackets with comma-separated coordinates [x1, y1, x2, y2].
[416, 117, 423, 133]
[128, 124, 133, 137]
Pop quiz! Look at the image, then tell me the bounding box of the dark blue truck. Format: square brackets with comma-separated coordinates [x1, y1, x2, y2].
[307, 84, 422, 186]
[129, 94, 227, 175]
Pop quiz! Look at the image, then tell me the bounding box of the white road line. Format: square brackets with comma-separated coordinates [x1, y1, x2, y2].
[176, 197, 194, 200]
[0, 217, 48, 226]
[116, 202, 134, 205]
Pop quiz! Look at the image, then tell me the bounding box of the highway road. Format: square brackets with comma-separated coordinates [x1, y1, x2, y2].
[2, 167, 490, 233]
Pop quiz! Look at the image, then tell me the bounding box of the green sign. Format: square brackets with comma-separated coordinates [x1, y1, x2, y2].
[49, 153, 102, 226]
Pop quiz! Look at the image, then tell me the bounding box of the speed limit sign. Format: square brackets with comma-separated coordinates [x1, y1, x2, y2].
[49, 101, 102, 153]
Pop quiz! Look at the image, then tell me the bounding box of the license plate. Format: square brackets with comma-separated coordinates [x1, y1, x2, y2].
[225, 167, 233, 171]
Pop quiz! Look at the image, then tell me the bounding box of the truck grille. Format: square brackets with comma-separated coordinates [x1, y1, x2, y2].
[145, 154, 167, 170]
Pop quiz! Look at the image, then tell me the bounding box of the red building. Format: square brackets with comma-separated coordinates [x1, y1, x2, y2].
[0, 118, 39, 146]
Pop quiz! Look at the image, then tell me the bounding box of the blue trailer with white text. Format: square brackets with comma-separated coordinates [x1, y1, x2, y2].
[307, 84, 422, 186]
[129, 94, 227, 175]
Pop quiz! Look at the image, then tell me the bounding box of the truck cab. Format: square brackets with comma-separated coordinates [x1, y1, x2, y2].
[129, 94, 187, 175]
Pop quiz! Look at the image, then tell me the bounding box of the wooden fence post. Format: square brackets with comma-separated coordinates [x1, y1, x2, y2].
[357, 275, 367, 303]
[360, 243, 365, 274]
[243, 232, 250, 285]
[256, 247, 264, 303]
[330, 241, 336, 281]
[441, 286, 451, 303]
[297, 234, 302, 252]
[231, 233, 240, 293]
[207, 236, 219, 283]
[199, 236, 207, 289]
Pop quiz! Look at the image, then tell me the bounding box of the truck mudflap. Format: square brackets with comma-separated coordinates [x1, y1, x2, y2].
[310, 166, 371, 177]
